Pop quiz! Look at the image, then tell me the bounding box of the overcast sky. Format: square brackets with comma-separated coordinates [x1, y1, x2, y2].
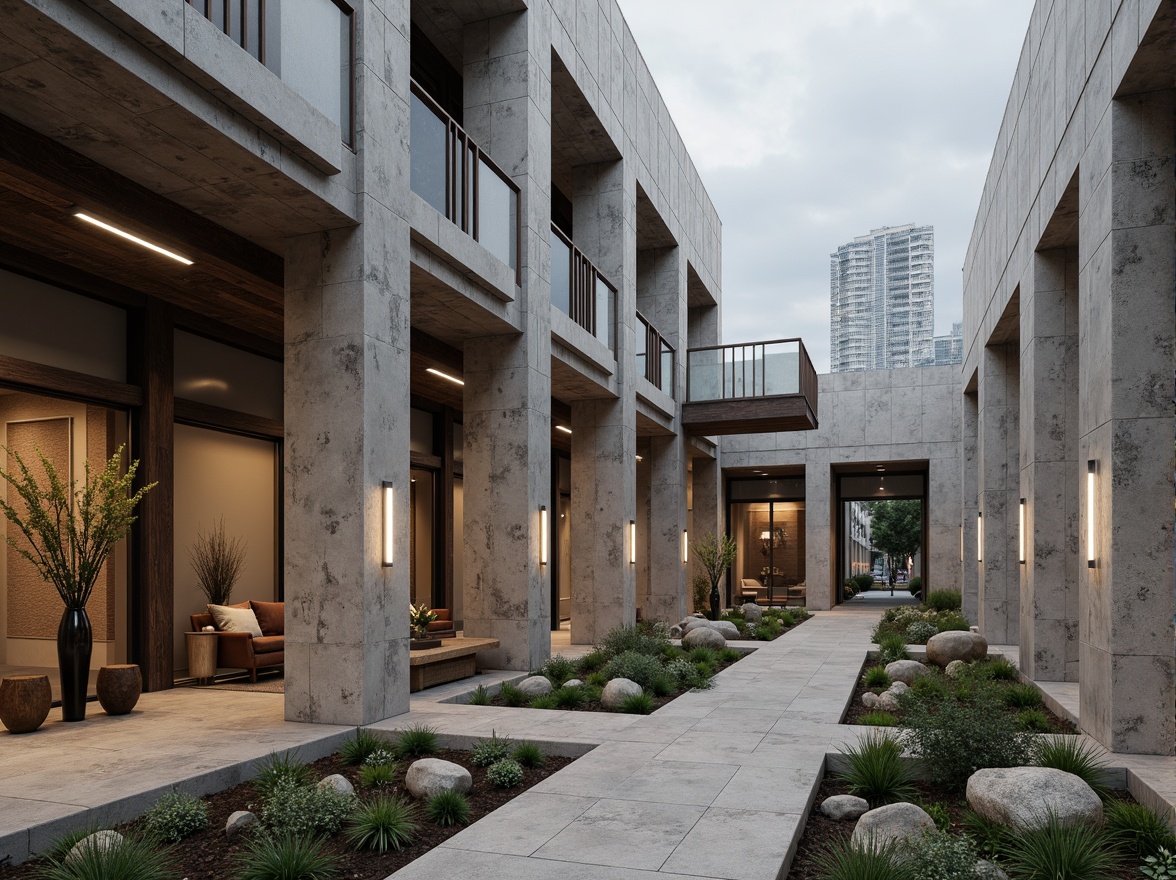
[617, 0, 1035, 372]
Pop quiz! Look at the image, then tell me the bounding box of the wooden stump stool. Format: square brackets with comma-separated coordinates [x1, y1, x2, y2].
[96, 665, 142, 716]
[0, 675, 51, 733]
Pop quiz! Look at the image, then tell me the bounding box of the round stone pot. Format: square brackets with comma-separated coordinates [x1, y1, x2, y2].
[96, 665, 142, 716]
[0, 674, 52, 733]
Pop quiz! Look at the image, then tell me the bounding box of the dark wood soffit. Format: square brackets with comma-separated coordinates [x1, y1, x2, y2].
[174, 398, 283, 441]
[0, 115, 283, 289]
[0, 353, 143, 408]
[681, 396, 818, 436]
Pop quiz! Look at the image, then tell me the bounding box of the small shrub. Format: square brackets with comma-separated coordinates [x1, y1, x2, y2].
[859, 711, 898, 727]
[234, 833, 337, 880]
[577, 649, 609, 674]
[924, 589, 961, 612]
[835, 730, 914, 808]
[553, 685, 588, 708]
[720, 648, 741, 663]
[1143, 847, 1176, 879]
[585, 671, 608, 688]
[1003, 683, 1043, 709]
[599, 623, 669, 658]
[855, 573, 876, 592]
[1016, 708, 1052, 732]
[472, 731, 513, 767]
[688, 646, 719, 666]
[528, 693, 559, 710]
[426, 791, 471, 827]
[364, 748, 396, 767]
[1001, 813, 1122, 879]
[345, 795, 417, 853]
[36, 833, 176, 880]
[812, 837, 912, 879]
[907, 575, 922, 598]
[253, 750, 312, 799]
[601, 650, 664, 689]
[619, 692, 654, 715]
[339, 727, 384, 766]
[540, 654, 578, 687]
[753, 622, 780, 640]
[262, 784, 356, 837]
[393, 724, 439, 759]
[775, 610, 797, 627]
[499, 682, 530, 707]
[1033, 737, 1112, 803]
[1105, 800, 1176, 856]
[143, 791, 208, 843]
[579, 683, 603, 703]
[917, 802, 952, 834]
[877, 632, 909, 664]
[666, 657, 705, 689]
[908, 670, 952, 701]
[863, 665, 892, 689]
[901, 830, 977, 879]
[648, 674, 676, 697]
[467, 684, 492, 706]
[986, 659, 1019, 681]
[934, 612, 972, 633]
[905, 621, 938, 644]
[486, 758, 524, 788]
[358, 763, 398, 788]
[512, 741, 546, 769]
[963, 809, 1015, 860]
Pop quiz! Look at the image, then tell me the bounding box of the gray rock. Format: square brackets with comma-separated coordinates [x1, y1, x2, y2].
[405, 758, 473, 799]
[683, 618, 741, 640]
[317, 773, 354, 795]
[926, 631, 989, 666]
[225, 810, 256, 838]
[852, 802, 936, 850]
[518, 675, 553, 697]
[669, 625, 684, 639]
[861, 692, 880, 708]
[563, 679, 583, 689]
[885, 659, 930, 684]
[945, 660, 968, 679]
[682, 626, 726, 650]
[966, 767, 1103, 830]
[975, 860, 1010, 880]
[821, 794, 870, 821]
[741, 603, 763, 623]
[888, 681, 909, 696]
[877, 691, 901, 712]
[601, 678, 644, 709]
[67, 831, 124, 865]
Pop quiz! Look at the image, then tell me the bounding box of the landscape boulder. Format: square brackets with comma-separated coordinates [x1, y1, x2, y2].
[884, 659, 929, 684]
[66, 831, 124, 865]
[888, 681, 909, 696]
[601, 677, 644, 709]
[562, 679, 583, 689]
[405, 758, 473, 799]
[741, 603, 763, 624]
[926, 631, 988, 666]
[518, 675, 553, 697]
[966, 767, 1103, 830]
[683, 618, 741, 640]
[861, 692, 880, 709]
[682, 626, 726, 651]
[225, 811, 256, 838]
[820, 794, 870, 821]
[317, 773, 354, 795]
[851, 802, 936, 850]
[877, 691, 901, 712]
[975, 860, 1010, 880]
[669, 625, 684, 639]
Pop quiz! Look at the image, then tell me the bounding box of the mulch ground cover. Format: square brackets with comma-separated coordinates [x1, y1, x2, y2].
[788, 775, 1144, 879]
[0, 748, 571, 880]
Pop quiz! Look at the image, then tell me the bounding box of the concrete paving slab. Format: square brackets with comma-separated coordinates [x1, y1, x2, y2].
[439, 791, 598, 856]
[660, 807, 801, 880]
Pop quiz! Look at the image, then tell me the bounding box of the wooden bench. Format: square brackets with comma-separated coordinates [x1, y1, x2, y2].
[408, 637, 499, 692]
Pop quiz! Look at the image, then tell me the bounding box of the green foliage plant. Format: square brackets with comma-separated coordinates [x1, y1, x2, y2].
[907, 575, 922, 598]
[143, 791, 208, 843]
[35, 832, 176, 880]
[188, 517, 246, 606]
[720, 647, 741, 663]
[812, 837, 914, 879]
[499, 682, 530, 707]
[253, 750, 312, 799]
[408, 603, 438, 640]
[392, 724, 438, 759]
[1142, 847, 1176, 879]
[666, 657, 707, 690]
[877, 632, 910, 664]
[933, 612, 972, 633]
[619, 692, 654, 714]
[426, 791, 471, 827]
[869, 500, 922, 591]
[962, 810, 1014, 860]
[1001, 813, 1122, 879]
[986, 659, 1019, 681]
[859, 711, 899, 727]
[1104, 800, 1176, 857]
[691, 573, 711, 614]
[553, 684, 588, 708]
[901, 831, 977, 879]
[863, 665, 892, 689]
[486, 758, 524, 788]
[1004, 683, 1043, 709]
[648, 674, 675, 698]
[539, 654, 578, 687]
[835, 730, 915, 808]
[467, 684, 492, 706]
[345, 795, 417, 853]
[924, 589, 961, 612]
[358, 762, 398, 788]
[234, 834, 337, 880]
[1016, 708, 1052, 732]
[585, 671, 608, 689]
[601, 650, 664, 689]
[471, 730, 512, 767]
[905, 621, 938, 644]
[339, 727, 384, 766]
[0, 445, 154, 611]
[599, 623, 670, 659]
[527, 693, 559, 710]
[577, 649, 610, 673]
[262, 784, 355, 837]
[916, 802, 952, 833]
[512, 741, 546, 769]
[689, 646, 718, 666]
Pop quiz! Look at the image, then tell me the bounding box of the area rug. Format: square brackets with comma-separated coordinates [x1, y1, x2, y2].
[200, 678, 285, 694]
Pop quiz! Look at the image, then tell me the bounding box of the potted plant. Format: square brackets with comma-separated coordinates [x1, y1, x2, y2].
[409, 603, 441, 649]
[188, 517, 246, 606]
[691, 532, 737, 620]
[0, 445, 154, 721]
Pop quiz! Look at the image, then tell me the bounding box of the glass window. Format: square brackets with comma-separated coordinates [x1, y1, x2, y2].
[174, 331, 282, 421]
[635, 316, 647, 380]
[550, 231, 571, 315]
[410, 408, 435, 455]
[730, 501, 806, 607]
[477, 159, 516, 270]
[596, 279, 615, 352]
[410, 469, 435, 606]
[410, 92, 447, 214]
[660, 340, 674, 397]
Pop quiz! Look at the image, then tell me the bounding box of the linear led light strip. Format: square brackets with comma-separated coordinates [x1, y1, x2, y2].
[74, 212, 194, 265]
[425, 367, 464, 386]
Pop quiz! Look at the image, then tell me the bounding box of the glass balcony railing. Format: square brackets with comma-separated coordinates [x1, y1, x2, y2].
[550, 225, 616, 354]
[687, 338, 817, 410]
[410, 81, 520, 275]
[186, 0, 354, 145]
[636, 311, 674, 398]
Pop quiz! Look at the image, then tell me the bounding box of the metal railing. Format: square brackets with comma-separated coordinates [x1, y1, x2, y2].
[186, 0, 354, 146]
[550, 225, 616, 353]
[686, 338, 818, 414]
[636, 311, 674, 398]
[410, 81, 520, 278]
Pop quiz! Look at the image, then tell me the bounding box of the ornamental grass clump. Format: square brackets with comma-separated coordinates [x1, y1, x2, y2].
[467, 684, 492, 706]
[1105, 801, 1176, 857]
[1016, 708, 1052, 732]
[877, 632, 909, 664]
[1000, 813, 1123, 879]
[601, 650, 664, 689]
[188, 516, 246, 606]
[539, 654, 578, 687]
[859, 711, 898, 727]
[142, 791, 208, 843]
[499, 682, 530, 708]
[339, 727, 384, 766]
[599, 622, 670, 659]
[812, 837, 913, 880]
[512, 741, 546, 769]
[618, 691, 654, 715]
[1003, 682, 1043, 709]
[35, 832, 176, 880]
[234, 834, 337, 880]
[345, 795, 417, 853]
[862, 665, 891, 689]
[923, 589, 962, 612]
[552, 684, 588, 708]
[835, 730, 914, 808]
[253, 750, 313, 799]
[392, 724, 438, 759]
[426, 791, 471, 827]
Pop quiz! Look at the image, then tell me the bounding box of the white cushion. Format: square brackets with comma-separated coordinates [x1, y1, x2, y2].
[207, 604, 262, 637]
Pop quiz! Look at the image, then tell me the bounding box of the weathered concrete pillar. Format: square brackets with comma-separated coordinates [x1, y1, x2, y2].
[804, 457, 833, 610]
[283, 0, 412, 725]
[1078, 90, 1175, 754]
[961, 388, 979, 623]
[460, 10, 552, 671]
[978, 343, 1019, 645]
[1019, 248, 1079, 682]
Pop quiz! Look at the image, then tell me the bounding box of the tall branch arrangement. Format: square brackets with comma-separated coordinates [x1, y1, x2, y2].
[691, 532, 737, 619]
[189, 517, 247, 606]
[0, 444, 155, 610]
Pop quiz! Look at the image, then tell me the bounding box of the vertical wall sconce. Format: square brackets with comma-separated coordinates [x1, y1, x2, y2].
[959, 525, 964, 562]
[1087, 460, 1096, 568]
[629, 520, 636, 565]
[539, 505, 549, 566]
[976, 511, 983, 563]
[381, 482, 394, 566]
[682, 530, 689, 565]
[1018, 498, 1026, 564]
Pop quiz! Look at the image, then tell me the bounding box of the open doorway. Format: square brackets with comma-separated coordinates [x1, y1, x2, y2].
[836, 466, 927, 604]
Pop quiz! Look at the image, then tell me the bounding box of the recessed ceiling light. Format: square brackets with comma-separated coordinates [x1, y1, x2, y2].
[636, 455, 643, 462]
[555, 425, 572, 435]
[426, 367, 464, 386]
[74, 211, 193, 265]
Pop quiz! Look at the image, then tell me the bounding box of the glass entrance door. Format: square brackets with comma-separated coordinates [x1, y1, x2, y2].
[730, 500, 806, 606]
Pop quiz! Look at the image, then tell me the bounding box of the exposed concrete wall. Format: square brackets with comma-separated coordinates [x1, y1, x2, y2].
[978, 343, 1020, 646]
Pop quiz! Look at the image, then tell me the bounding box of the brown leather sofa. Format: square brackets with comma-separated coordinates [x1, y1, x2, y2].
[190, 600, 284, 682]
[425, 608, 457, 639]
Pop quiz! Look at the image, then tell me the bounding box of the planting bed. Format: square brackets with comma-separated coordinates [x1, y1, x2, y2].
[0, 743, 571, 880]
[719, 606, 812, 641]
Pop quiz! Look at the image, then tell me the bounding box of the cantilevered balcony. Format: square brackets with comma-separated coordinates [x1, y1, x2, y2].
[683, 339, 818, 435]
[551, 225, 616, 354]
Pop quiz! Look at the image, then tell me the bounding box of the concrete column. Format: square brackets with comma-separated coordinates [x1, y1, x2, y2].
[978, 343, 1019, 645]
[283, 0, 412, 725]
[961, 388, 979, 623]
[804, 458, 833, 610]
[689, 454, 721, 612]
[460, 10, 553, 671]
[1019, 248, 1079, 682]
[1078, 90, 1175, 754]
[636, 439, 651, 615]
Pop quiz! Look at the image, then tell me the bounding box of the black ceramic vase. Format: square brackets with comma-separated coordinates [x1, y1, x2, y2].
[709, 583, 721, 621]
[57, 607, 92, 722]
